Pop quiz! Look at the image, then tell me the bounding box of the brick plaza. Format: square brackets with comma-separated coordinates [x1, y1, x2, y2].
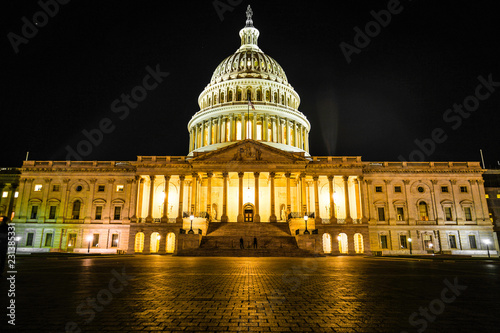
[1, 255, 499, 332]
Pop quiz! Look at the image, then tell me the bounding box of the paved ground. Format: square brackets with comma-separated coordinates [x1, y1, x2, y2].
[1, 255, 499, 332]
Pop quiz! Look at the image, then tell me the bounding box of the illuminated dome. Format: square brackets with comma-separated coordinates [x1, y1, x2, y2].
[188, 6, 310, 155]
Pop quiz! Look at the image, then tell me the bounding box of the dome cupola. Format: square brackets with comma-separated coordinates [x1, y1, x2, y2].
[188, 6, 310, 155]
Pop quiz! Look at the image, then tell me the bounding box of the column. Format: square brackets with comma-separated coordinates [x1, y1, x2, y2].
[217, 116, 222, 143]
[84, 179, 95, 223]
[277, 117, 282, 143]
[313, 176, 321, 223]
[130, 176, 139, 222]
[294, 122, 298, 148]
[194, 125, 199, 150]
[39, 178, 52, 222]
[300, 173, 307, 216]
[230, 114, 235, 141]
[208, 119, 213, 145]
[237, 172, 244, 222]
[176, 175, 185, 223]
[254, 172, 260, 222]
[161, 175, 170, 222]
[221, 117, 226, 143]
[328, 175, 337, 223]
[285, 173, 291, 216]
[343, 176, 352, 223]
[269, 172, 277, 222]
[200, 121, 205, 147]
[358, 176, 368, 223]
[304, 130, 309, 152]
[253, 113, 257, 140]
[206, 172, 213, 221]
[221, 172, 228, 222]
[191, 173, 198, 215]
[263, 114, 268, 142]
[189, 128, 193, 151]
[146, 176, 155, 222]
[136, 178, 145, 221]
[59, 179, 70, 223]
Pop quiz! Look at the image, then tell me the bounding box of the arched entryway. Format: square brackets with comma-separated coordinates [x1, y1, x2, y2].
[354, 233, 364, 254]
[322, 233, 332, 254]
[134, 232, 144, 252]
[243, 203, 254, 222]
[338, 233, 348, 254]
[150, 232, 160, 253]
[166, 232, 176, 253]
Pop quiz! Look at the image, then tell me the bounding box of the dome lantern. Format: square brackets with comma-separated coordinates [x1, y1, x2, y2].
[238, 5, 260, 51]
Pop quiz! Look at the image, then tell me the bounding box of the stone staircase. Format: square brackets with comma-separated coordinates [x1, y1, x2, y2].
[176, 222, 316, 257]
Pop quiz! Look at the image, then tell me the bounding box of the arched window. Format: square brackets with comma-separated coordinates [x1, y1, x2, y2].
[236, 89, 242, 101]
[220, 92, 225, 103]
[354, 233, 364, 253]
[323, 233, 332, 254]
[256, 90, 262, 101]
[150, 232, 160, 253]
[72, 200, 81, 219]
[419, 202, 429, 221]
[166, 233, 176, 253]
[228, 90, 233, 102]
[246, 90, 252, 101]
[134, 232, 144, 252]
[266, 90, 270, 102]
[338, 233, 348, 254]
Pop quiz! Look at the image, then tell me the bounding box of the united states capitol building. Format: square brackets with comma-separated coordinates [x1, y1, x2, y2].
[4, 7, 498, 257]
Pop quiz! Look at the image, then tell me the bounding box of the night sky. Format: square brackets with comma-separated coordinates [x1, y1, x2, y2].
[2, 1, 499, 168]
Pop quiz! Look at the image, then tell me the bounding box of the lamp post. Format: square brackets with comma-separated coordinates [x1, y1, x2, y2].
[188, 214, 194, 234]
[484, 239, 491, 258]
[86, 235, 93, 253]
[408, 238, 412, 255]
[304, 215, 310, 234]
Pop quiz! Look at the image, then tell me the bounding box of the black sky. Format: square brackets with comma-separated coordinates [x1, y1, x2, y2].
[2, 0, 499, 168]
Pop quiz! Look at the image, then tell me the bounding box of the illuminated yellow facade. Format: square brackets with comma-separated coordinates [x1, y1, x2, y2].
[10, 7, 499, 257]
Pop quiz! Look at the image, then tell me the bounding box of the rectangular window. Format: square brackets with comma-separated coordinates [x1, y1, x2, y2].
[400, 235, 408, 249]
[485, 194, 489, 199]
[460, 186, 468, 193]
[444, 207, 453, 221]
[497, 194, 500, 199]
[423, 235, 432, 249]
[97, 185, 105, 192]
[394, 186, 402, 193]
[44, 233, 53, 247]
[34, 184, 43, 192]
[2, 191, 8, 198]
[441, 186, 449, 193]
[95, 206, 103, 220]
[375, 186, 383, 193]
[377, 207, 385, 221]
[116, 185, 124, 192]
[26, 233, 34, 246]
[30, 206, 38, 219]
[111, 234, 119, 248]
[449, 235, 457, 249]
[464, 207, 472, 221]
[113, 206, 121, 220]
[469, 235, 477, 249]
[396, 207, 404, 221]
[380, 235, 388, 249]
[52, 185, 60, 192]
[14, 192, 18, 198]
[92, 234, 100, 247]
[48, 206, 57, 220]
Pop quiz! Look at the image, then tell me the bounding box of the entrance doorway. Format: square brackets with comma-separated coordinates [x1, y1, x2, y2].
[67, 233, 77, 252]
[243, 203, 254, 222]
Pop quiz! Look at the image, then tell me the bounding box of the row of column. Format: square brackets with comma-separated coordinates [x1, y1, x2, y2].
[189, 113, 309, 152]
[135, 173, 362, 224]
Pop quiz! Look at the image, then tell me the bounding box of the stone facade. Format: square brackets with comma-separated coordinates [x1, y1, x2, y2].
[8, 7, 499, 257]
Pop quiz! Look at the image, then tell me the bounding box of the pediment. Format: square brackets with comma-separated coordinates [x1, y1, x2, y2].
[189, 140, 309, 165]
